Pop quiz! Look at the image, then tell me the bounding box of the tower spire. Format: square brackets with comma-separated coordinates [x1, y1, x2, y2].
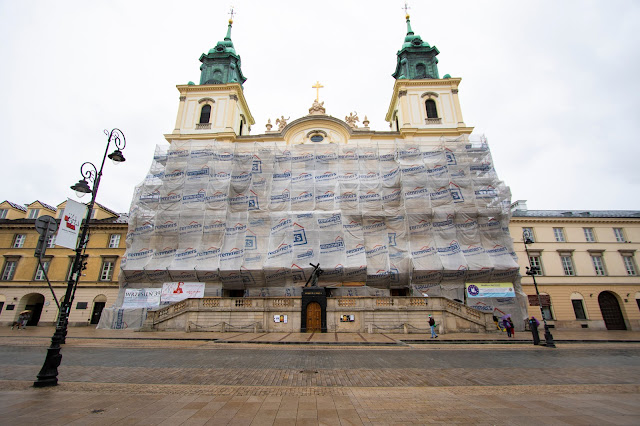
[392, 9, 440, 80]
[225, 6, 234, 41]
[403, 2, 413, 35]
[198, 8, 247, 87]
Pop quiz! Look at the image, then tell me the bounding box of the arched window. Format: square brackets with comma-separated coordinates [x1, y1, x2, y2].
[425, 99, 438, 118]
[239, 120, 244, 136]
[416, 63, 426, 78]
[199, 105, 211, 124]
[570, 292, 587, 320]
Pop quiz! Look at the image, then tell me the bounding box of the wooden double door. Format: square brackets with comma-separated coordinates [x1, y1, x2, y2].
[306, 302, 322, 332]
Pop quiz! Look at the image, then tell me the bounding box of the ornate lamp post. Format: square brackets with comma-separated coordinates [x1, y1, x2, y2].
[522, 230, 556, 348]
[34, 129, 126, 387]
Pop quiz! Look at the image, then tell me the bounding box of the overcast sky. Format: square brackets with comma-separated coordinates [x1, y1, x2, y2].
[1, 0, 638, 214]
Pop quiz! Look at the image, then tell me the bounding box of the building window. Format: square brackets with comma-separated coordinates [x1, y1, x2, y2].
[591, 255, 606, 276]
[553, 228, 565, 242]
[583, 228, 595, 242]
[540, 293, 554, 320]
[13, 234, 26, 248]
[425, 99, 438, 118]
[622, 254, 637, 276]
[100, 259, 116, 281]
[613, 228, 626, 242]
[34, 260, 51, 281]
[46, 234, 56, 248]
[0, 209, 7, 219]
[528, 254, 543, 275]
[199, 105, 211, 124]
[28, 209, 40, 219]
[560, 255, 575, 276]
[522, 227, 535, 243]
[1, 260, 18, 281]
[571, 298, 587, 320]
[109, 234, 121, 248]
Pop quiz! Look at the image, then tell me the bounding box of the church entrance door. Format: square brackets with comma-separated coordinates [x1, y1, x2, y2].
[306, 302, 321, 332]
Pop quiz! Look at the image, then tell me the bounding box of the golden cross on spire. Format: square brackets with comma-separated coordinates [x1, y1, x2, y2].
[312, 81, 324, 102]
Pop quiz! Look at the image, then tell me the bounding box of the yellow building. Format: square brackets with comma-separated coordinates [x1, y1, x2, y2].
[0, 200, 127, 326]
[510, 200, 640, 330]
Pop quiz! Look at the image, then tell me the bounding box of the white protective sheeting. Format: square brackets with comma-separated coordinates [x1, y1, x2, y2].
[121, 137, 517, 290]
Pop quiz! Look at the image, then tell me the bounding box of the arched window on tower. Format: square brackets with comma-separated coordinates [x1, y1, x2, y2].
[239, 119, 244, 136]
[416, 63, 426, 79]
[199, 105, 211, 124]
[425, 99, 438, 119]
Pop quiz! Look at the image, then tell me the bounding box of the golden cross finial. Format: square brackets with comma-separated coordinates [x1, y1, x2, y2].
[312, 81, 324, 102]
[228, 6, 235, 23]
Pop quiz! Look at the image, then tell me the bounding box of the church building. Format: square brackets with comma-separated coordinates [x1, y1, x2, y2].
[112, 12, 527, 333]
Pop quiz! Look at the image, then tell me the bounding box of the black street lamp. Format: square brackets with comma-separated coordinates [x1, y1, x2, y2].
[34, 129, 126, 387]
[522, 230, 556, 348]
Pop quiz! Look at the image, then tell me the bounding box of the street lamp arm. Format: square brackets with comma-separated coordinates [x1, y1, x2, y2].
[80, 162, 98, 183]
[105, 128, 127, 151]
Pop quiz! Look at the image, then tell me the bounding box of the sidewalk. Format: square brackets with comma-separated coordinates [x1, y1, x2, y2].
[3, 325, 640, 345]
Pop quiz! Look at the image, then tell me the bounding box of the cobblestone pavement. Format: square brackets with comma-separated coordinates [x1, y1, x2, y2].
[0, 330, 639, 424]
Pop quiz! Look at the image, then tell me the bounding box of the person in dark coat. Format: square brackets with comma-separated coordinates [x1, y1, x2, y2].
[503, 318, 511, 337]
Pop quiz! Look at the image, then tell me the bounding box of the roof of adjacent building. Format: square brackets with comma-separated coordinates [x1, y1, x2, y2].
[512, 210, 640, 218]
[2, 201, 27, 212]
[28, 200, 57, 211]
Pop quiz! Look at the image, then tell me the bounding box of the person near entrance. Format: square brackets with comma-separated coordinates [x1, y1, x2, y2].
[428, 314, 438, 338]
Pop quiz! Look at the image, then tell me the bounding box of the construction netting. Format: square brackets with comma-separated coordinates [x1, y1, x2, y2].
[120, 136, 519, 294]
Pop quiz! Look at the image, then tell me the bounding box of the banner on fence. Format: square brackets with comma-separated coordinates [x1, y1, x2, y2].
[465, 283, 515, 298]
[122, 288, 162, 308]
[161, 282, 205, 303]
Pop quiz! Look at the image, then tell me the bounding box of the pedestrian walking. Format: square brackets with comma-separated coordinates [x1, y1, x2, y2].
[428, 314, 438, 338]
[503, 318, 511, 337]
[508, 318, 515, 338]
[528, 316, 540, 345]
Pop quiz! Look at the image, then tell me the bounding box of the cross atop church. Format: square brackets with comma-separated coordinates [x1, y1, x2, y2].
[228, 6, 235, 22]
[312, 81, 324, 102]
[402, 1, 410, 17]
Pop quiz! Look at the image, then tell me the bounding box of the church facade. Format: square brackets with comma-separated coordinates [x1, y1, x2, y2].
[113, 14, 526, 333]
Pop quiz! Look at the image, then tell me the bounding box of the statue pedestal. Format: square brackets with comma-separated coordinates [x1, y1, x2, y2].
[301, 287, 327, 333]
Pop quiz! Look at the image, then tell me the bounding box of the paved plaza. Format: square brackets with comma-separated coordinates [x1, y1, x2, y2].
[0, 327, 639, 425]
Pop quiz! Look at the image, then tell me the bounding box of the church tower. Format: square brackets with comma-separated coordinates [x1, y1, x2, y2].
[385, 13, 472, 137]
[165, 15, 255, 142]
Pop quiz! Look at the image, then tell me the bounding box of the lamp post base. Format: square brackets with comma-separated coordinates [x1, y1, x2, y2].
[33, 316, 67, 387]
[543, 325, 556, 348]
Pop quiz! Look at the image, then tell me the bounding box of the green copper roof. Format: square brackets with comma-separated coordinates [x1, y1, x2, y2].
[199, 19, 247, 87]
[392, 16, 440, 80]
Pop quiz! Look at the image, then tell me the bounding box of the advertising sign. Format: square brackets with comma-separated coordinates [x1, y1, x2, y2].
[122, 288, 161, 308]
[56, 198, 87, 249]
[161, 282, 205, 303]
[465, 283, 515, 298]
